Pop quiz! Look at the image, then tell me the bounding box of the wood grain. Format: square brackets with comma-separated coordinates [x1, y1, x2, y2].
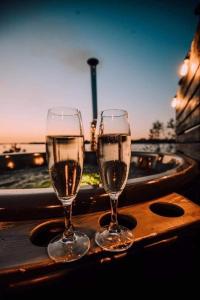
[175, 19, 200, 161]
[176, 143, 200, 161]
[177, 124, 200, 142]
[0, 193, 200, 278]
[176, 85, 200, 126]
[176, 103, 200, 135]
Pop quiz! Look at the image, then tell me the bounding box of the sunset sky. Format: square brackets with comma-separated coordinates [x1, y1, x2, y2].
[0, 0, 198, 142]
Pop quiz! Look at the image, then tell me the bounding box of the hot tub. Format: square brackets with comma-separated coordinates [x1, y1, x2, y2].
[0, 152, 197, 221]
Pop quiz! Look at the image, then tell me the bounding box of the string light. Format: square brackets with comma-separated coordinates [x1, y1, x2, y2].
[171, 95, 180, 108]
[179, 55, 189, 77]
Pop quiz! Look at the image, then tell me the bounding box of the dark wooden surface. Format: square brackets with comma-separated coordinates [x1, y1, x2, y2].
[177, 103, 200, 134]
[176, 17, 200, 161]
[176, 143, 200, 161]
[0, 193, 200, 296]
[177, 125, 200, 142]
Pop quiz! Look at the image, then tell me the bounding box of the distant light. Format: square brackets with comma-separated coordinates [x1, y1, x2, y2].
[179, 57, 189, 77]
[171, 95, 180, 108]
[34, 156, 44, 166]
[7, 161, 15, 169]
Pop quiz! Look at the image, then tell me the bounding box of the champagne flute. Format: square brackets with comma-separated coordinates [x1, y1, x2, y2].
[95, 109, 134, 252]
[46, 107, 90, 262]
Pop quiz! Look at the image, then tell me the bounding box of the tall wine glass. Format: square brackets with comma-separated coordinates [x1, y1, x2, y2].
[95, 109, 134, 252]
[46, 107, 90, 262]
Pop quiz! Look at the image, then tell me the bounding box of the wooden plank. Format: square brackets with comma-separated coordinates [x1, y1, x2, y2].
[176, 103, 200, 134]
[176, 84, 200, 123]
[0, 193, 200, 275]
[175, 20, 200, 162]
[177, 124, 200, 143]
[176, 65, 200, 118]
[179, 61, 199, 99]
[178, 21, 200, 98]
[176, 143, 200, 161]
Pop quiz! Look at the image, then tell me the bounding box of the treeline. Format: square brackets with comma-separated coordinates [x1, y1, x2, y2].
[148, 118, 175, 140]
[133, 118, 175, 143]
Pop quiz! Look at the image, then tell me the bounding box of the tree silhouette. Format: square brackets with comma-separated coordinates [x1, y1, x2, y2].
[166, 118, 176, 139]
[149, 121, 164, 139]
[149, 119, 175, 140]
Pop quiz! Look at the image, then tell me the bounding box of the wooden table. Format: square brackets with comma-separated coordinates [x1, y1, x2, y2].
[0, 193, 200, 295]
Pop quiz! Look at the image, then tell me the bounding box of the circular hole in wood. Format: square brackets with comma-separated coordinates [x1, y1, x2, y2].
[30, 220, 64, 247]
[149, 202, 184, 217]
[99, 213, 137, 230]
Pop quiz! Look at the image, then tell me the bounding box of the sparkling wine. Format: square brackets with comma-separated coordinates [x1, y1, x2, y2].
[98, 134, 131, 194]
[46, 135, 84, 201]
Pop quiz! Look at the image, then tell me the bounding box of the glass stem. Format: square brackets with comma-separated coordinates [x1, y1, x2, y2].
[62, 204, 75, 242]
[109, 194, 119, 232]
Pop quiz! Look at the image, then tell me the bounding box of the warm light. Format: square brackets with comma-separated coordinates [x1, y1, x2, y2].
[171, 95, 180, 108]
[34, 156, 44, 166]
[7, 161, 15, 169]
[33, 153, 40, 156]
[191, 62, 198, 74]
[179, 58, 189, 77]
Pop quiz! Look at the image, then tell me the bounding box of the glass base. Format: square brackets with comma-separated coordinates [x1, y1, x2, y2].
[47, 231, 90, 263]
[95, 225, 134, 252]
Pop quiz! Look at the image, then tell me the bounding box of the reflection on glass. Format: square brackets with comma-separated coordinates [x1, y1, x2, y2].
[46, 107, 90, 262]
[95, 109, 134, 252]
